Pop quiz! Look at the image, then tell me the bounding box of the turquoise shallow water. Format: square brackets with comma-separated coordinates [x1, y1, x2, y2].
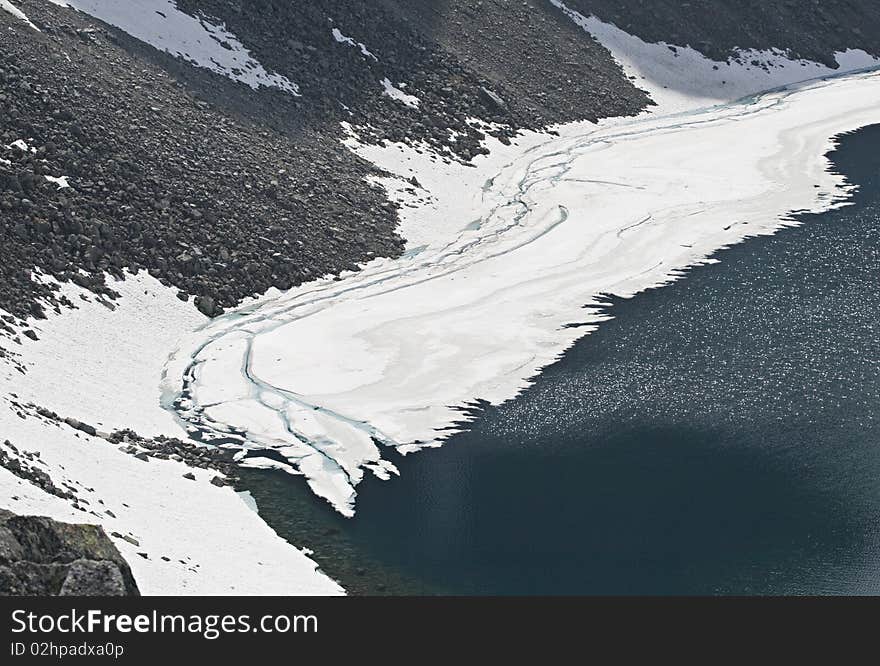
[240, 124, 880, 595]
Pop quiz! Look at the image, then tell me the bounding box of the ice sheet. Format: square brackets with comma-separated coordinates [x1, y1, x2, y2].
[165, 69, 880, 515]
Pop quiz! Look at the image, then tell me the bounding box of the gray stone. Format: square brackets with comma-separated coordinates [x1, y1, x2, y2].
[59, 559, 128, 596]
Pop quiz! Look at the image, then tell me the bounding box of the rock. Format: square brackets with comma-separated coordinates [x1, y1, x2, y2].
[110, 532, 140, 547]
[63, 417, 97, 437]
[0, 509, 139, 596]
[59, 559, 128, 596]
[0, 443, 75, 501]
[0, 525, 25, 562]
[182, 472, 196, 480]
[194, 295, 219, 317]
[479, 86, 508, 112]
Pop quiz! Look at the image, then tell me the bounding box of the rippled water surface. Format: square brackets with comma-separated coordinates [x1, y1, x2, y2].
[241, 124, 880, 595]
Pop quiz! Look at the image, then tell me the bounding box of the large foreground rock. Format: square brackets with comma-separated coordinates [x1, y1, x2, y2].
[0, 509, 139, 596]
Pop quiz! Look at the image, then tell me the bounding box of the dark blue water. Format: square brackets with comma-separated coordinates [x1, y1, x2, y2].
[241, 124, 880, 595]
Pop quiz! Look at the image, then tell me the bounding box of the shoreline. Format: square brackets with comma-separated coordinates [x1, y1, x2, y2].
[235, 122, 880, 594]
[163, 68, 880, 518]
[4, 1, 880, 596]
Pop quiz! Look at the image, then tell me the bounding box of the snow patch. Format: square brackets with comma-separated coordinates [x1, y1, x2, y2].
[1, 271, 202, 437]
[47, 0, 299, 94]
[381, 77, 420, 108]
[44, 175, 71, 189]
[331, 26, 377, 61]
[7, 139, 36, 154]
[0, 0, 38, 29]
[0, 416, 342, 595]
[551, 1, 880, 113]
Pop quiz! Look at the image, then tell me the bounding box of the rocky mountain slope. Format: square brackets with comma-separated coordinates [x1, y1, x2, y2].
[2, 0, 404, 323]
[565, 0, 880, 66]
[4, 0, 880, 326]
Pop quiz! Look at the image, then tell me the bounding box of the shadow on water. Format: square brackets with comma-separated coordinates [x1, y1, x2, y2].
[239, 124, 880, 595]
[349, 423, 874, 595]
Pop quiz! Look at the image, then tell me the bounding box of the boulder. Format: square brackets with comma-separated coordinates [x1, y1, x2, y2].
[0, 509, 139, 596]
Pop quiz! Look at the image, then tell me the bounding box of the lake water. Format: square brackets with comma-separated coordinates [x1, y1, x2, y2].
[239, 124, 880, 595]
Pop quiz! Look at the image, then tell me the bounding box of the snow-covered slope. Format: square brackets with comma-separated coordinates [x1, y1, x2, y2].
[553, 3, 879, 112]
[0, 272, 342, 595]
[1, 272, 202, 438]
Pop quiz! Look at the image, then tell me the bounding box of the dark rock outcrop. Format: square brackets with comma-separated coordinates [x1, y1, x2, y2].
[0, 509, 139, 596]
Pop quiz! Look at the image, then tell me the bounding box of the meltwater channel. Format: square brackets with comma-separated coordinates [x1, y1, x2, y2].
[238, 124, 880, 595]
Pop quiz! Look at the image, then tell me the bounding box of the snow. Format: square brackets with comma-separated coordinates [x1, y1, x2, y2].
[0, 418, 341, 595]
[551, 2, 880, 113]
[0, 272, 342, 594]
[1, 272, 203, 437]
[7, 139, 36, 153]
[0, 0, 38, 29]
[44, 175, 70, 189]
[328, 30, 418, 109]
[329, 21, 413, 112]
[165, 68, 880, 515]
[47, 0, 300, 95]
[331, 26, 377, 61]
[381, 77, 420, 108]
